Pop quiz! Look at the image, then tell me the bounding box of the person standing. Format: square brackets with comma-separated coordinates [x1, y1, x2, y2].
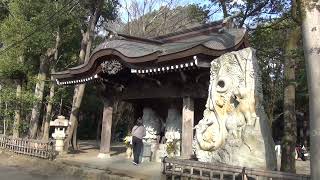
[131, 117, 146, 165]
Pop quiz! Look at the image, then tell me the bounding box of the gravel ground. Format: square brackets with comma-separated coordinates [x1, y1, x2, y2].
[0, 150, 135, 180]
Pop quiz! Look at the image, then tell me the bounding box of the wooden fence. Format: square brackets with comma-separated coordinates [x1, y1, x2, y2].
[162, 157, 310, 180]
[0, 135, 56, 160]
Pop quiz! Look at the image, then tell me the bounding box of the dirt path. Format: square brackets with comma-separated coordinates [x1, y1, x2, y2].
[0, 150, 134, 180]
[0, 166, 80, 180]
[0, 152, 81, 180]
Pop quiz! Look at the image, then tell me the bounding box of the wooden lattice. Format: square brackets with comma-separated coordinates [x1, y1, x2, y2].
[0, 135, 56, 160]
[162, 158, 310, 180]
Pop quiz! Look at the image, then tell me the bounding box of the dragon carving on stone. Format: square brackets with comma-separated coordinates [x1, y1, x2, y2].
[193, 48, 277, 170]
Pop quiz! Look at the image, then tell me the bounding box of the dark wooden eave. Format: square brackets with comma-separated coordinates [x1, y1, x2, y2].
[52, 22, 249, 85]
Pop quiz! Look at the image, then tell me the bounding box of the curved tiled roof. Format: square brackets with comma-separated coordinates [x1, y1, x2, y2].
[89, 28, 245, 60]
[52, 22, 248, 84]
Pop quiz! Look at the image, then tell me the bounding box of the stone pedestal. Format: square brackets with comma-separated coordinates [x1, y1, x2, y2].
[54, 137, 64, 152]
[141, 143, 152, 162]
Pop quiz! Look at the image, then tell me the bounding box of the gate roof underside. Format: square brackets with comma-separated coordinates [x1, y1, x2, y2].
[52, 21, 248, 85]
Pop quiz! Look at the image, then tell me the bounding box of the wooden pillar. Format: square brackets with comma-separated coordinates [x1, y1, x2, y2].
[181, 96, 194, 159]
[98, 98, 113, 158]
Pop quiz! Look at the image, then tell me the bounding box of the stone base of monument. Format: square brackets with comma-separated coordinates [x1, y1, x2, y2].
[152, 144, 167, 162]
[97, 153, 110, 159]
[141, 156, 150, 162]
[140, 143, 152, 162]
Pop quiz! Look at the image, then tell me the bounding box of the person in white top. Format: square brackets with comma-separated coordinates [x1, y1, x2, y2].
[131, 117, 146, 165]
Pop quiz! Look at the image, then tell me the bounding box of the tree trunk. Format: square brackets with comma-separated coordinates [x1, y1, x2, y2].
[0, 90, 2, 134]
[303, 112, 308, 147]
[280, 27, 300, 173]
[59, 98, 63, 115]
[42, 30, 60, 141]
[72, 119, 78, 150]
[13, 79, 22, 138]
[219, 0, 228, 18]
[64, 0, 103, 151]
[111, 101, 135, 142]
[64, 84, 85, 151]
[29, 53, 51, 139]
[4, 102, 8, 136]
[42, 74, 55, 141]
[300, 1, 320, 178]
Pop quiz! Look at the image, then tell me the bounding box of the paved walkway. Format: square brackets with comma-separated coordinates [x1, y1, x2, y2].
[57, 141, 162, 180]
[56, 140, 310, 179]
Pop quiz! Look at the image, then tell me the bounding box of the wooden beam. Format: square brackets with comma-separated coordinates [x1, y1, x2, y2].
[98, 98, 113, 158]
[119, 82, 208, 100]
[181, 97, 194, 159]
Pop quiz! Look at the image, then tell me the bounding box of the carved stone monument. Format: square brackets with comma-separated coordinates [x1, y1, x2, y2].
[193, 48, 277, 170]
[142, 107, 162, 162]
[165, 107, 182, 157]
[142, 107, 162, 142]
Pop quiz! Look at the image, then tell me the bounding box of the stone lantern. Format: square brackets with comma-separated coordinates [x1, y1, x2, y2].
[50, 115, 69, 152]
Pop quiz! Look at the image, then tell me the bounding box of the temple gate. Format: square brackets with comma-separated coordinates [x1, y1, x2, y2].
[52, 21, 248, 160]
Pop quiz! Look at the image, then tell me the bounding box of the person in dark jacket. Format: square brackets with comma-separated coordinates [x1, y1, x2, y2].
[131, 117, 146, 165]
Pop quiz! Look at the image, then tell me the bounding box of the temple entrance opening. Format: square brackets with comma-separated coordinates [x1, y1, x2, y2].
[124, 98, 206, 162]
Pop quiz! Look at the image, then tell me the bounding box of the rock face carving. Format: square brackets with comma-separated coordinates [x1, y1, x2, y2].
[165, 107, 182, 140]
[142, 107, 162, 142]
[165, 107, 182, 156]
[142, 107, 163, 162]
[193, 48, 277, 170]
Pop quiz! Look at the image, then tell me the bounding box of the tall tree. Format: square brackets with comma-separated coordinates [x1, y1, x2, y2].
[28, 0, 75, 138]
[29, 48, 55, 138]
[42, 29, 60, 141]
[281, 26, 300, 173]
[64, 0, 118, 151]
[209, 0, 289, 28]
[122, 1, 209, 37]
[250, 23, 286, 126]
[1, 0, 86, 138]
[299, 0, 320, 178]
[13, 56, 23, 138]
[210, 0, 305, 172]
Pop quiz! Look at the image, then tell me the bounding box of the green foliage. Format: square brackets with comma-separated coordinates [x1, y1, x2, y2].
[249, 22, 287, 118]
[0, 0, 10, 22]
[0, 86, 35, 135]
[186, 4, 210, 23]
[77, 85, 103, 139]
[0, 0, 55, 55]
[0, 0, 119, 138]
[209, 0, 290, 27]
[0, 52, 26, 79]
